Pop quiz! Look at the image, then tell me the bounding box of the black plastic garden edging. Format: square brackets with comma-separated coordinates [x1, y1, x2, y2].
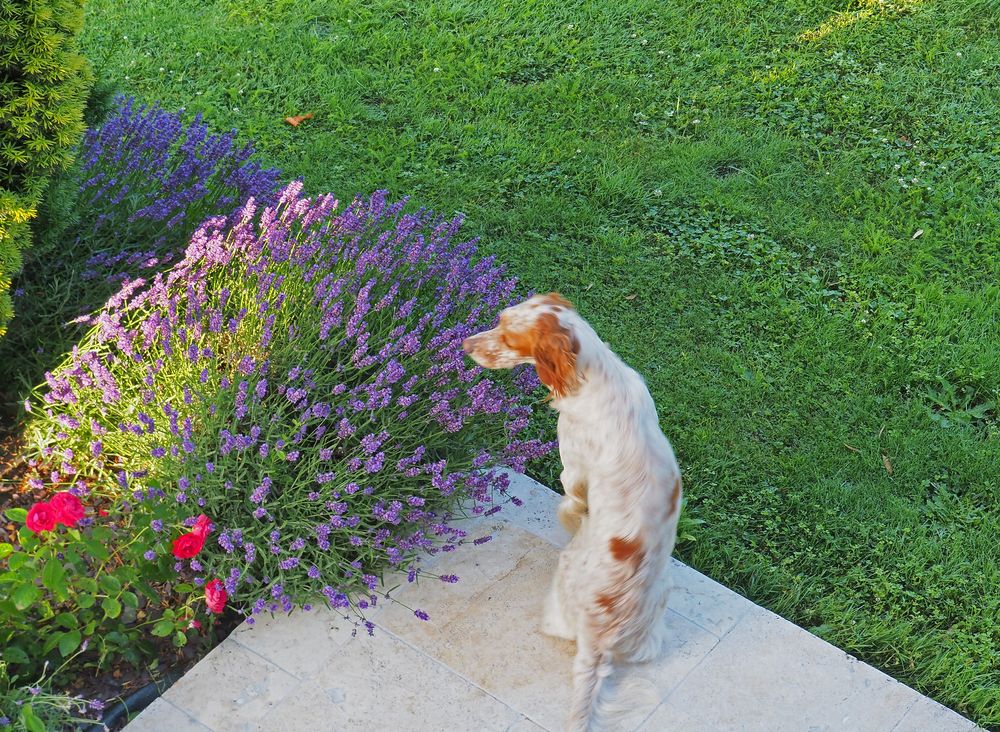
[80, 671, 181, 732]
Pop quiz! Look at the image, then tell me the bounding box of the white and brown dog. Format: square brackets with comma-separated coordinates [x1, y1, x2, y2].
[463, 293, 682, 731]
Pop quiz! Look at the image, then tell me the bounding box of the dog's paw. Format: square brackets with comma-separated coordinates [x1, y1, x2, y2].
[557, 498, 587, 535]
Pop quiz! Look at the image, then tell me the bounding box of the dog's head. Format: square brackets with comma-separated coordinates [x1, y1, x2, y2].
[462, 293, 580, 398]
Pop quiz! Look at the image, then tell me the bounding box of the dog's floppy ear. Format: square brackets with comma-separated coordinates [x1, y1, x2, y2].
[532, 312, 579, 398]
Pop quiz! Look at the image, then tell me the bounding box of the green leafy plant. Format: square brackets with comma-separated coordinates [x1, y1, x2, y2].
[920, 377, 995, 431]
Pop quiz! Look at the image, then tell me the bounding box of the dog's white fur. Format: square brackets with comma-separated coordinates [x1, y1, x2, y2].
[463, 293, 682, 732]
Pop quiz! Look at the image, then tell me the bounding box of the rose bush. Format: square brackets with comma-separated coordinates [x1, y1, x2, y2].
[1, 496, 198, 682]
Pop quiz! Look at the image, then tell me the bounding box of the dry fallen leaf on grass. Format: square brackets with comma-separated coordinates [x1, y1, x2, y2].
[911, 229, 924, 239]
[882, 454, 893, 476]
[285, 112, 314, 127]
[624, 294, 637, 301]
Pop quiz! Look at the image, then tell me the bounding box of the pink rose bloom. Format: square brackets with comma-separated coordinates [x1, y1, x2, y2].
[204, 579, 227, 614]
[26, 502, 57, 533]
[50, 492, 86, 526]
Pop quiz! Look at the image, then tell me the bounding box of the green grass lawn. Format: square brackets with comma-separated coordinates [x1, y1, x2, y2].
[18, 0, 1000, 725]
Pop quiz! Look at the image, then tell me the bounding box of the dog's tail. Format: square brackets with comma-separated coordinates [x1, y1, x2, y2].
[567, 641, 614, 732]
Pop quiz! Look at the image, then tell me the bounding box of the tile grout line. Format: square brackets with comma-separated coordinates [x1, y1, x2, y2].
[160, 696, 216, 732]
[228, 631, 309, 682]
[665, 581, 752, 639]
[627, 609, 733, 731]
[887, 695, 921, 732]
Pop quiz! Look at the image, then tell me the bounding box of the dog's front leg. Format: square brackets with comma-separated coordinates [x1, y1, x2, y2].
[557, 468, 588, 535]
[541, 546, 577, 640]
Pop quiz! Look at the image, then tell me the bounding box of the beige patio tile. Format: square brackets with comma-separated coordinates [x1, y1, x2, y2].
[162, 638, 300, 732]
[264, 629, 524, 731]
[666, 557, 752, 638]
[892, 696, 980, 732]
[124, 698, 212, 732]
[230, 603, 364, 679]
[635, 698, 712, 732]
[660, 608, 920, 732]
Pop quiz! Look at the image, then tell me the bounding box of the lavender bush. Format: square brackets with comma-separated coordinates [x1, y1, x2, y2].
[27, 181, 552, 628]
[1, 96, 283, 397]
[73, 96, 282, 285]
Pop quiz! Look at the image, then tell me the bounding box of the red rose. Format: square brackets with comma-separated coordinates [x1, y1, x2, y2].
[204, 579, 227, 614]
[192, 514, 212, 539]
[26, 502, 57, 533]
[50, 492, 85, 526]
[171, 531, 205, 559]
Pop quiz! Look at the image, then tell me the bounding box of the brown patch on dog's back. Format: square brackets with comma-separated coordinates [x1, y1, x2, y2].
[596, 593, 617, 614]
[609, 536, 643, 566]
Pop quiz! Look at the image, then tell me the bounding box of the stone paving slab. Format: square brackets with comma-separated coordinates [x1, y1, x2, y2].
[126, 472, 981, 732]
[123, 698, 211, 731]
